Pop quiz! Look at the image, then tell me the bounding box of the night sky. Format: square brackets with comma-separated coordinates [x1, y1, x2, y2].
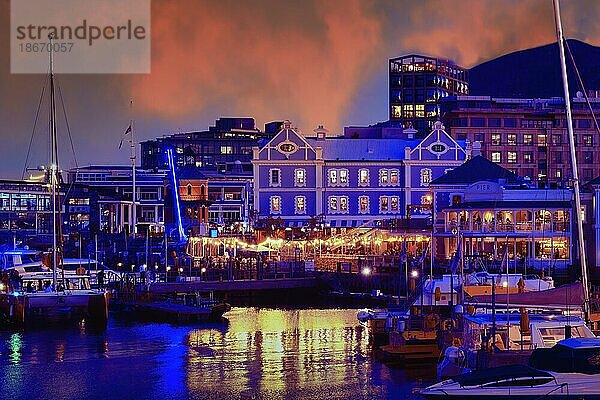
[1, 0, 599, 177]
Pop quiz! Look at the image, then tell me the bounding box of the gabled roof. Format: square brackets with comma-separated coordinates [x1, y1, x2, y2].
[431, 155, 522, 185]
[305, 138, 420, 161]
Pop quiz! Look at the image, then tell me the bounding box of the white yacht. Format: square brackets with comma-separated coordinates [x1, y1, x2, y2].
[422, 338, 600, 399]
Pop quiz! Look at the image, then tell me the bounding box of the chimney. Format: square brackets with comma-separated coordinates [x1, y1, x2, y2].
[314, 124, 328, 141]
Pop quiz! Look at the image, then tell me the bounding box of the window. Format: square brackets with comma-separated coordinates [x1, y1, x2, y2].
[379, 196, 400, 214]
[583, 152, 594, 164]
[358, 196, 369, 214]
[339, 169, 349, 185]
[220, 146, 234, 154]
[470, 118, 485, 127]
[451, 195, 462, 205]
[488, 118, 501, 128]
[491, 152, 501, 163]
[295, 196, 306, 214]
[329, 169, 349, 187]
[555, 169, 562, 178]
[380, 197, 389, 212]
[358, 169, 370, 186]
[524, 152, 533, 163]
[507, 134, 517, 145]
[329, 169, 338, 185]
[328, 196, 349, 214]
[187, 184, 192, 196]
[491, 134, 501, 145]
[475, 133, 484, 142]
[523, 134, 533, 146]
[552, 134, 562, 145]
[390, 170, 399, 185]
[269, 169, 281, 187]
[421, 194, 432, 205]
[504, 118, 517, 128]
[380, 169, 389, 185]
[578, 119, 592, 129]
[294, 169, 306, 187]
[537, 134, 547, 146]
[507, 152, 517, 163]
[552, 151, 562, 164]
[270, 196, 281, 214]
[420, 168, 432, 187]
[583, 135, 593, 147]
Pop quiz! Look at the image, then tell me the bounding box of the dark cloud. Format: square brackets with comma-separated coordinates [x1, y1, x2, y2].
[1, 0, 599, 177]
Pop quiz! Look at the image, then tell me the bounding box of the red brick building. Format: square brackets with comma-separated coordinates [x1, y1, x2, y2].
[442, 95, 600, 185]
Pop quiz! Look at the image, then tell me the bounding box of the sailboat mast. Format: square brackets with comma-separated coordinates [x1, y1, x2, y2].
[130, 102, 137, 235]
[49, 33, 58, 290]
[553, 0, 590, 318]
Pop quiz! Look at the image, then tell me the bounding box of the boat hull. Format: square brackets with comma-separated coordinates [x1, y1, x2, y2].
[0, 291, 108, 327]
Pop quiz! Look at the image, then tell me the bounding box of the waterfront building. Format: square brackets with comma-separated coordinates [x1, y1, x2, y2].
[389, 54, 468, 135]
[67, 166, 166, 235]
[252, 120, 466, 227]
[442, 95, 600, 184]
[429, 154, 574, 274]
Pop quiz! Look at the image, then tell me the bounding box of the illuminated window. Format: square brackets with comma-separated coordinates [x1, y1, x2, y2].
[380, 169, 389, 185]
[328, 169, 348, 187]
[390, 170, 399, 185]
[415, 104, 425, 118]
[270, 196, 281, 214]
[552, 134, 561, 145]
[507, 152, 517, 163]
[583, 135, 593, 147]
[403, 104, 414, 118]
[339, 169, 349, 185]
[390, 197, 399, 212]
[491, 152, 501, 163]
[220, 146, 234, 154]
[329, 196, 337, 212]
[328, 196, 349, 214]
[294, 169, 306, 187]
[358, 169, 369, 186]
[359, 196, 369, 214]
[523, 134, 533, 146]
[524, 152, 533, 163]
[329, 169, 337, 185]
[421, 194, 432, 205]
[491, 134, 501, 145]
[380, 197, 389, 212]
[392, 106, 401, 118]
[555, 169, 562, 178]
[269, 169, 281, 187]
[507, 134, 517, 145]
[420, 168, 432, 187]
[295, 196, 306, 214]
[537, 134, 547, 146]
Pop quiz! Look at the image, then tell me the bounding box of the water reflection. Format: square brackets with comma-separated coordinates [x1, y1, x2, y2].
[0, 308, 428, 400]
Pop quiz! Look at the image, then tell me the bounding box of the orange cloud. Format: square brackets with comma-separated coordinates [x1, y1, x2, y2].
[129, 0, 384, 133]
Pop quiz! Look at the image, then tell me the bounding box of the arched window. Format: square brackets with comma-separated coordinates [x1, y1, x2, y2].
[200, 184, 205, 196]
[187, 184, 192, 196]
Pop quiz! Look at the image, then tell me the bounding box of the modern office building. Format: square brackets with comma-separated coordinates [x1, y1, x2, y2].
[389, 54, 468, 135]
[442, 95, 600, 185]
[140, 117, 275, 173]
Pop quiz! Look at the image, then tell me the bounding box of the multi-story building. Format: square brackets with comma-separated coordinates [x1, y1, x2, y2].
[140, 117, 275, 172]
[252, 120, 466, 227]
[442, 95, 600, 185]
[389, 54, 468, 136]
[430, 154, 575, 274]
[67, 166, 166, 235]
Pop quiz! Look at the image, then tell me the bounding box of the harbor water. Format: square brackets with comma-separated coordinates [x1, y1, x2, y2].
[0, 308, 433, 400]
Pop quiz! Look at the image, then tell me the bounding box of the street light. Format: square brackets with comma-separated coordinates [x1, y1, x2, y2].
[361, 267, 371, 276]
[411, 270, 419, 278]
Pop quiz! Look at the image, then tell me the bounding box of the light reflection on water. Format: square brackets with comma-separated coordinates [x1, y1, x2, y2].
[0, 308, 431, 400]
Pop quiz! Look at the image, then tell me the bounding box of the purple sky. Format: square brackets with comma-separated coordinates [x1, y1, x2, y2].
[1, 0, 600, 178]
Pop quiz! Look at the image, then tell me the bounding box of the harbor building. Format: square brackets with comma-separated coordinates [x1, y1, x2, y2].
[441, 95, 600, 185]
[389, 54, 468, 135]
[252, 120, 466, 227]
[430, 154, 574, 274]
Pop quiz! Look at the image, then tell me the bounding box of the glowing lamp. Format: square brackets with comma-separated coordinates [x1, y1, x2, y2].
[361, 267, 371, 276]
[411, 270, 419, 278]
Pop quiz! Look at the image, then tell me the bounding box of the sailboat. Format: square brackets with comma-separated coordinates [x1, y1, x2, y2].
[0, 34, 108, 328]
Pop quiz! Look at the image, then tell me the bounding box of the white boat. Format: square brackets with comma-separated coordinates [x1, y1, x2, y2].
[422, 338, 600, 399]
